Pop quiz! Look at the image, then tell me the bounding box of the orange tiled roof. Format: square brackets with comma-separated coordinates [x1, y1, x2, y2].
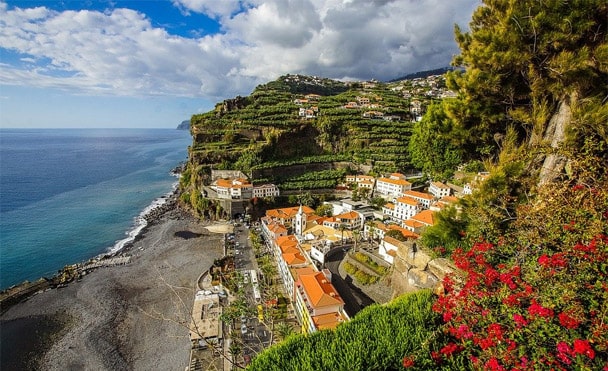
[268, 222, 287, 234]
[215, 178, 232, 188]
[266, 205, 315, 219]
[299, 272, 343, 308]
[378, 177, 411, 187]
[283, 251, 306, 265]
[276, 235, 299, 252]
[335, 211, 359, 220]
[411, 210, 435, 226]
[403, 219, 425, 229]
[388, 224, 420, 239]
[431, 181, 449, 188]
[441, 196, 458, 203]
[383, 203, 395, 210]
[312, 312, 345, 330]
[404, 190, 434, 200]
[396, 197, 420, 206]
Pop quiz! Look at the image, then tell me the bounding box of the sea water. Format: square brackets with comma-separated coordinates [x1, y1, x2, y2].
[0, 128, 192, 289]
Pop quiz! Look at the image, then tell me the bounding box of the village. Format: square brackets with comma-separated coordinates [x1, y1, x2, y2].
[186, 168, 489, 369]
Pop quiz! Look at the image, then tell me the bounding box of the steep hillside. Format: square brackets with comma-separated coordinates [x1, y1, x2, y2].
[184, 74, 445, 195]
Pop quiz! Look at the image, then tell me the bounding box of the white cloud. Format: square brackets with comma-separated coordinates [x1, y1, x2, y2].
[0, 0, 479, 101]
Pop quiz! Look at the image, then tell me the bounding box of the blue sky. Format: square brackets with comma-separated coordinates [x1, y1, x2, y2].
[0, 0, 479, 128]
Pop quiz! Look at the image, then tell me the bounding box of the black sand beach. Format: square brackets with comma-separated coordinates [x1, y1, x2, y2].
[1, 205, 226, 371]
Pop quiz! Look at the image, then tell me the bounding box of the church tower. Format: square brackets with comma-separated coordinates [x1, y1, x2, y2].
[295, 204, 306, 237]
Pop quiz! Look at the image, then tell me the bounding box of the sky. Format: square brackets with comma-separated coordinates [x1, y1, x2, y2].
[0, 0, 480, 128]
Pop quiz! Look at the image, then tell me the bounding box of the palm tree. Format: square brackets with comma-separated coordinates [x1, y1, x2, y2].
[275, 322, 295, 342]
[365, 220, 377, 246]
[338, 223, 347, 245]
[352, 229, 360, 253]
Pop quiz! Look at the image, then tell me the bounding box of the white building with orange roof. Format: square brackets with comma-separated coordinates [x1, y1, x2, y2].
[379, 236, 405, 264]
[429, 181, 451, 199]
[345, 174, 376, 190]
[393, 196, 422, 221]
[274, 235, 311, 297]
[264, 205, 315, 230]
[375, 173, 412, 198]
[334, 210, 364, 230]
[403, 210, 436, 234]
[402, 190, 434, 209]
[430, 196, 459, 212]
[294, 269, 348, 333]
[211, 178, 253, 199]
[261, 218, 288, 241]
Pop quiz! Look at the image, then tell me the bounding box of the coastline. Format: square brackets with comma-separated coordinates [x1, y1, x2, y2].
[0, 194, 226, 370]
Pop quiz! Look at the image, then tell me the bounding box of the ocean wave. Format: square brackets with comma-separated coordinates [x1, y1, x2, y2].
[106, 181, 179, 256]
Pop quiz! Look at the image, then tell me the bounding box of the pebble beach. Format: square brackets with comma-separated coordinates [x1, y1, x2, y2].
[1, 204, 225, 371]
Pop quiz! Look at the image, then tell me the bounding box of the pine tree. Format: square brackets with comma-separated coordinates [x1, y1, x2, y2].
[447, 0, 607, 183]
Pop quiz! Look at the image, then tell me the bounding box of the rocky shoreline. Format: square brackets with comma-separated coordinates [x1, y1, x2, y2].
[0, 196, 225, 371]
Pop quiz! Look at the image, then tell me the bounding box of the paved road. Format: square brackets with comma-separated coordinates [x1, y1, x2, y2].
[324, 247, 375, 318]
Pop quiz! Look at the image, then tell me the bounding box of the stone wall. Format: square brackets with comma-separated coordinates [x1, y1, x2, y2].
[390, 240, 457, 299]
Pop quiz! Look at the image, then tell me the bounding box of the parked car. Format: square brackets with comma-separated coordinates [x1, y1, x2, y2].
[241, 324, 247, 335]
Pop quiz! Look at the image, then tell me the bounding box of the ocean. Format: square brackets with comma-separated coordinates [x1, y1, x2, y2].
[0, 128, 192, 290]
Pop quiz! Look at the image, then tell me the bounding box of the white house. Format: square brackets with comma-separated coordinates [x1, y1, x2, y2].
[252, 184, 280, 198]
[429, 181, 451, 199]
[375, 173, 412, 198]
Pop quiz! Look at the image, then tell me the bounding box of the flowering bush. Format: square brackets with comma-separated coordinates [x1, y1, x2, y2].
[402, 173, 608, 369]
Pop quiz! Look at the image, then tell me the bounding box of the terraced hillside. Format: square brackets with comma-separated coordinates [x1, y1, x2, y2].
[184, 74, 439, 193]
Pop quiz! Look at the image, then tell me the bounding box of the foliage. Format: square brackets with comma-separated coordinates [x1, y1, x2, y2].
[403, 150, 608, 369]
[446, 0, 608, 156]
[315, 204, 333, 217]
[351, 252, 388, 276]
[248, 290, 439, 371]
[408, 102, 464, 179]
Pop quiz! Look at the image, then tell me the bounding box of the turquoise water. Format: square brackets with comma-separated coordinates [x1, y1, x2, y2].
[0, 128, 191, 289]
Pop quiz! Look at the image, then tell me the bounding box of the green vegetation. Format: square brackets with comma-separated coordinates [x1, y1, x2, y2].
[248, 290, 438, 370]
[351, 252, 388, 276]
[343, 261, 378, 285]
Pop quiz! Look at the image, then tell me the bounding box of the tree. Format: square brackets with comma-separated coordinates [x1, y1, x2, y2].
[274, 322, 295, 342]
[315, 204, 333, 217]
[338, 224, 347, 245]
[446, 0, 607, 184]
[408, 102, 464, 179]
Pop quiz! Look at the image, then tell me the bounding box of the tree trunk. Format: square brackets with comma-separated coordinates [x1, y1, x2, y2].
[535, 92, 576, 186]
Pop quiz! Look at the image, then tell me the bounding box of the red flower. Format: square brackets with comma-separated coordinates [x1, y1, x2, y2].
[478, 337, 495, 350]
[440, 342, 463, 357]
[431, 351, 442, 364]
[557, 341, 572, 355]
[528, 299, 554, 319]
[572, 184, 585, 191]
[484, 357, 505, 371]
[573, 339, 595, 359]
[487, 323, 503, 341]
[558, 312, 580, 329]
[557, 351, 572, 365]
[538, 254, 550, 266]
[402, 356, 415, 368]
[513, 313, 528, 327]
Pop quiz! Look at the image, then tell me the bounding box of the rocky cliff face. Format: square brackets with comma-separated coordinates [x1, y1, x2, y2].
[390, 240, 457, 299]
